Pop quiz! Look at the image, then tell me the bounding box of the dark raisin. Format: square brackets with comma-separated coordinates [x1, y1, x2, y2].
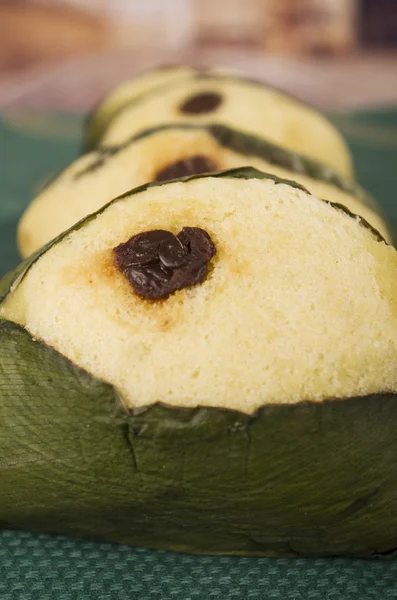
[114, 227, 216, 300]
[179, 92, 223, 114]
[158, 235, 187, 268]
[155, 155, 218, 182]
[177, 227, 215, 262]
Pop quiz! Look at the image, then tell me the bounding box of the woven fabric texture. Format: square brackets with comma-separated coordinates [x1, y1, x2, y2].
[1, 111, 397, 600]
[2, 530, 397, 600]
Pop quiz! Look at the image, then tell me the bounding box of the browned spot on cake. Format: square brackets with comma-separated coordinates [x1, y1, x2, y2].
[60, 246, 193, 332]
[158, 317, 175, 332]
[60, 249, 117, 288]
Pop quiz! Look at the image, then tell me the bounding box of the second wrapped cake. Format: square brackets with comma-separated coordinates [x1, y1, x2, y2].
[18, 124, 391, 257]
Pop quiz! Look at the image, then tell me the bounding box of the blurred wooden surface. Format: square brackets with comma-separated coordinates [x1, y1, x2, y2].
[0, 2, 108, 74]
[0, 1, 396, 112]
[0, 47, 396, 112]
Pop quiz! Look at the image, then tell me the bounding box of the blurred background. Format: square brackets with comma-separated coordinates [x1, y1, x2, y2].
[0, 0, 396, 110]
[0, 1, 396, 277]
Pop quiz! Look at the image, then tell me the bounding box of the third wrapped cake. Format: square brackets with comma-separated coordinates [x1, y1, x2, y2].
[91, 68, 354, 178]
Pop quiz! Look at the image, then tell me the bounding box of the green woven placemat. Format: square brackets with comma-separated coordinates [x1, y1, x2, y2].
[1, 111, 397, 600]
